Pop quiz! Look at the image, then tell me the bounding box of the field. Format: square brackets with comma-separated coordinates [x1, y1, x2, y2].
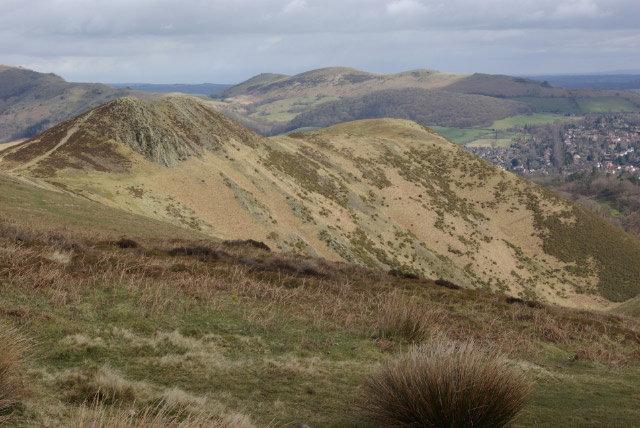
[430, 113, 581, 148]
[427, 126, 489, 143]
[1, 174, 640, 427]
[576, 96, 640, 113]
[510, 97, 582, 114]
[490, 113, 578, 130]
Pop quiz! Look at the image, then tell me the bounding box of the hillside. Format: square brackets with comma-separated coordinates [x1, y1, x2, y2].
[209, 67, 640, 135]
[2, 97, 640, 307]
[0, 65, 162, 143]
[1, 171, 639, 428]
[281, 88, 532, 131]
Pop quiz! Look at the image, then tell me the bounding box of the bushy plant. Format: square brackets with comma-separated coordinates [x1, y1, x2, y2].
[361, 339, 532, 428]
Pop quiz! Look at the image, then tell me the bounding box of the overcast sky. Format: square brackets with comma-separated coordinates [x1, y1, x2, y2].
[1, 0, 639, 83]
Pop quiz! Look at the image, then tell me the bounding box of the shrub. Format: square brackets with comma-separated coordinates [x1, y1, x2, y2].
[388, 269, 420, 280]
[434, 278, 461, 290]
[167, 246, 231, 261]
[373, 294, 434, 342]
[361, 339, 532, 428]
[223, 239, 271, 252]
[114, 238, 139, 249]
[0, 323, 30, 423]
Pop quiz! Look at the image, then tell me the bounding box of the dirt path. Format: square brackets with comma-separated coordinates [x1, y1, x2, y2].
[14, 110, 95, 171]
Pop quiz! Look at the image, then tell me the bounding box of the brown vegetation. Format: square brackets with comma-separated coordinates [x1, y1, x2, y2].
[0, 323, 30, 424]
[361, 339, 533, 428]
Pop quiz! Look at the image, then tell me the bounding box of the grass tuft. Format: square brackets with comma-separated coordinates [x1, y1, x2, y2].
[0, 322, 31, 424]
[361, 339, 533, 428]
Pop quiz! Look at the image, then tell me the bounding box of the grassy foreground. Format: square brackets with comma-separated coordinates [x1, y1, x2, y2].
[1, 176, 640, 427]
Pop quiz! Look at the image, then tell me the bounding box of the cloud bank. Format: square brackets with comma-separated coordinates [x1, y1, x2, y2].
[0, 0, 638, 83]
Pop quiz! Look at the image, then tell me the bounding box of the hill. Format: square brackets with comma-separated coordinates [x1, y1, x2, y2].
[109, 82, 234, 95]
[0, 65, 162, 143]
[281, 87, 532, 131]
[525, 74, 640, 90]
[2, 97, 640, 306]
[210, 67, 640, 134]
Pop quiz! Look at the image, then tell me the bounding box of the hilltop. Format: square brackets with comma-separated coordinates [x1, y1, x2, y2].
[208, 67, 640, 135]
[0, 65, 162, 143]
[3, 97, 640, 306]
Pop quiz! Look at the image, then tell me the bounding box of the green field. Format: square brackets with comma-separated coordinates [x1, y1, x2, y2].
[576, 96, 640, 113]
[490, 113, 580, 130]
[511, 97, 582, 114]
[428, 125, 490, 143]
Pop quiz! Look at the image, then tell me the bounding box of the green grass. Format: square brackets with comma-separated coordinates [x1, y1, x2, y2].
[428, 126, 489, 143]
[489, 113, 580, 130]
[518, 362, 640, 427]
[576, 97, 640, 113]
[510, 97, 582, 114]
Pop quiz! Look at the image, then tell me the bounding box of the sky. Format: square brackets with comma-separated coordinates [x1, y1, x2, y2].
[1, 0, 639, 84]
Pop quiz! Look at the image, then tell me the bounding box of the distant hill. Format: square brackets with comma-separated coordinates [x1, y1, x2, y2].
[210, 67, 640, 135]
[0, 65, 163, 143]
[109, 82, 234, 95]
[526, 74, 640, 90]
[281, 87, 532, 131]
[3, 96, 640, 305]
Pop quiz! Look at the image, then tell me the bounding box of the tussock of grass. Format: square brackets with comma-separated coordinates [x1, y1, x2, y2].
[372, 293, 437, 342]
[361, 339, 533, 428]
[0, 323, 30, 423]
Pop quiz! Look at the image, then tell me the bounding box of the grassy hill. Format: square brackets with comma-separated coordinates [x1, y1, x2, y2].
[0, 65, 162, 143]
[281, 88, 532, 131]
[2, 97, 640, 307]
[108, 83, 234, 95]
[0, 168, 640, 427]
[209, 67, 640, 135]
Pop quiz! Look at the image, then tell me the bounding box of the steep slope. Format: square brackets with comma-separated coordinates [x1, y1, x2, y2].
[2, 97, 640, 307]
[0, 65, 162, 142]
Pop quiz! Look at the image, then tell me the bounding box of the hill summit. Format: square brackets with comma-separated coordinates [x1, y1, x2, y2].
[2, 97, 640, 307]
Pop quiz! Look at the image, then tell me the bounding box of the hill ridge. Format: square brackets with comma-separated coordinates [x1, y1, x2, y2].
[3, 99, 640, 307]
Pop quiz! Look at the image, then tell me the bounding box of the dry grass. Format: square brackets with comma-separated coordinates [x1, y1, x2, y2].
[0, 322, 30, 424]
[73, 402, 254, 428]
[361, 339, 533, 428]
[372, 292, 439, 342]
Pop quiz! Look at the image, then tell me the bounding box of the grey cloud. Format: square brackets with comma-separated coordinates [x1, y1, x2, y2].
[0, 0, 638, 82]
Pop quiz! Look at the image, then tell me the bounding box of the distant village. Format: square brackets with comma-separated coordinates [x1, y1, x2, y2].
[468, 115, 640, 177]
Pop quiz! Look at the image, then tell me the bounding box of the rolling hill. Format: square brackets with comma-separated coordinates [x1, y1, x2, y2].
[209, 67, 640, 134]
[109, 82, 234, 95]
[2, 97, 640, 307]
[0, 65, 162, 143]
